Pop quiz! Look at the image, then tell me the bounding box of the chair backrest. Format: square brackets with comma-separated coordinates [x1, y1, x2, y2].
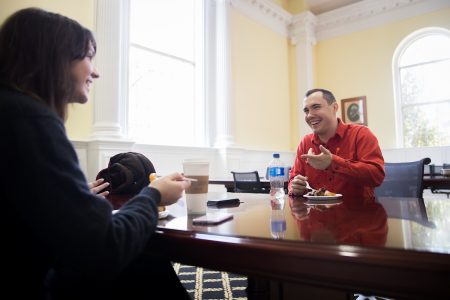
[231, 171, 264, 193]
[375, 157, 431, 198]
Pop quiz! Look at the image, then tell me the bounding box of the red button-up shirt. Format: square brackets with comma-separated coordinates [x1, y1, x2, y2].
[288, 119, 385, 200]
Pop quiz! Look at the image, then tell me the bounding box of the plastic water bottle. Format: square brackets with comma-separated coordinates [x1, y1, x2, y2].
[268, 153, 285, 199]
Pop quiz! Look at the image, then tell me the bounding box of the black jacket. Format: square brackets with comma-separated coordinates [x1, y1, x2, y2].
[0, 85, 161, 298]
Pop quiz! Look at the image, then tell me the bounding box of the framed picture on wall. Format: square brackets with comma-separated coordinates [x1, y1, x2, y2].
[341, 96, 367, 126]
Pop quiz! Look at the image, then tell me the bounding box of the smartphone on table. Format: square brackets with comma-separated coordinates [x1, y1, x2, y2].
[192, 213, 234, 226]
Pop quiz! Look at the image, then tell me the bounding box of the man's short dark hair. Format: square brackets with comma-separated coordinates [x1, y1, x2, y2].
[305, 88, 336, 105]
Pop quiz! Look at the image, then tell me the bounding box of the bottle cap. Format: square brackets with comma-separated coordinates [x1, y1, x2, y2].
[273, 153, 280, 158]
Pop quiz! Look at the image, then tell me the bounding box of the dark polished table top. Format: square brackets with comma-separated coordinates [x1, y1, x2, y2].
[150, 192, 450, 299]
[422, 175, 450, 189]
[210, 175, 450, 191]
[209, 178, 288, 192]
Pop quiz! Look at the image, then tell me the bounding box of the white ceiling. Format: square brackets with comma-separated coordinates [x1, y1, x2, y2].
[305, 0, 362, 14]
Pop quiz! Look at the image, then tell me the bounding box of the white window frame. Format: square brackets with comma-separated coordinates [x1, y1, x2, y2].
[392, 27, 450, 148]
[91, 0, 234, 148]
[128, 0, 205, 147]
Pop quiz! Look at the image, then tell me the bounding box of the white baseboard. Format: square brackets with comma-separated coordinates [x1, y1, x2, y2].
[72, 139, 449, 181]
[72, 140, 296, 181]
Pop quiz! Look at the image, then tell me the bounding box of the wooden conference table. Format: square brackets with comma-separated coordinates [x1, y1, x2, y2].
[148, 192, 450, 299]
[209, 175, 450, 192]
[209, 178, 288, 192]
[422, 175, 450, 189]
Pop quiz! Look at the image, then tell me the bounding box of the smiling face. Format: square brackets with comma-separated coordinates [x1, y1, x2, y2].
[69, 42, 99, 104]
[303, 91, 338, 142]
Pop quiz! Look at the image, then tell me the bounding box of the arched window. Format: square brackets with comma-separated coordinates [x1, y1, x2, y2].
[393, 27, 450, 148]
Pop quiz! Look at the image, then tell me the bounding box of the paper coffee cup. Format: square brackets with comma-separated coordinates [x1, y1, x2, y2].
[183, 159, 209, 214]
[183, 159, 209, 194]
[185, 193, 208, 215]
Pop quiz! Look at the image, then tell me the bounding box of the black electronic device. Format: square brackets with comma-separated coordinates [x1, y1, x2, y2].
[206, 198, 240, 207]
[192, 213, 234, 226]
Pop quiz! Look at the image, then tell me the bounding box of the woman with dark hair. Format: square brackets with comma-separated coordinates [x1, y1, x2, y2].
[0, 8, 190, 299]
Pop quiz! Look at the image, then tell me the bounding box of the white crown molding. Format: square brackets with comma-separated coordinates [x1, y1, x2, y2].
[229, 0, 292, 37]
[290, 11, 318, 45]
[315, 0, 450, 41]
[231, 0, 450, 41]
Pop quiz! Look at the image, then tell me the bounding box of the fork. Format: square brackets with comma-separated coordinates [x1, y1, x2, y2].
[305, 181, 315, 192]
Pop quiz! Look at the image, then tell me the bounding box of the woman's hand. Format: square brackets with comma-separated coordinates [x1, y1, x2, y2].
[150, 173, 191, 206]
[88, 178, 110, 198]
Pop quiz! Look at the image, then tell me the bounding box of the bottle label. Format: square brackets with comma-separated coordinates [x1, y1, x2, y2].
[269, 167, 285, 177]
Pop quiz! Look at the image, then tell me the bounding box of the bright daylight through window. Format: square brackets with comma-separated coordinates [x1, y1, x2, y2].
[396, 28, 450, 147]
[128, 0, 205, 146]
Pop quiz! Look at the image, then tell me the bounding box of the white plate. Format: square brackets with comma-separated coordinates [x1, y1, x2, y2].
[304, 194, 342, 201]
[304, 194, 343, 207]
[158, 210, 170, 219]
[304, 199, 342, 206]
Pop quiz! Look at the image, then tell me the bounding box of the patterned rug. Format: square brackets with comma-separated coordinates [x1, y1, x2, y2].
[174, 263, 248, 300]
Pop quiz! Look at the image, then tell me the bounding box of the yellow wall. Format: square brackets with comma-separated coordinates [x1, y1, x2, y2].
[230, 9, 291, 150]
[273, 0, 308, 14]
[0, 0, 95, 139]
[3, 1, 448, 150]
[315, 8, 450, 149]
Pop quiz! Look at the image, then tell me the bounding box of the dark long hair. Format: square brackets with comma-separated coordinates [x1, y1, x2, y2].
[0, 7, 96, 120]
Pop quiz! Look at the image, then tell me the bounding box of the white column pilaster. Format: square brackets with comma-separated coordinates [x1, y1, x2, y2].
[83, 0, 134, 180]
[213, 0, 235, 148]
[290, 11, 317, 136]
[91, 0, 130, 140]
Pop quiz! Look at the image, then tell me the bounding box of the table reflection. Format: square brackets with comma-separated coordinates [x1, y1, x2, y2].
[289, 197, 388, 246]
[270, 198, 287, 239]
[158, 192, 450, 253]
[376, 196, 435, 228]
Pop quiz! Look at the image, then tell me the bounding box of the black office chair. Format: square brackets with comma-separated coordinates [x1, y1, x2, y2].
[375, 157, 431, 199]
[231, 171, 267, 193]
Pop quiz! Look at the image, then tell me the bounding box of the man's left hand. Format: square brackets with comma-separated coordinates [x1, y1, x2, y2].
[300, 145, 332, 170]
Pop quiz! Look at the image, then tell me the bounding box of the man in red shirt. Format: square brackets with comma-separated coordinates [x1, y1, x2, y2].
[288, 88, 384, 200]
